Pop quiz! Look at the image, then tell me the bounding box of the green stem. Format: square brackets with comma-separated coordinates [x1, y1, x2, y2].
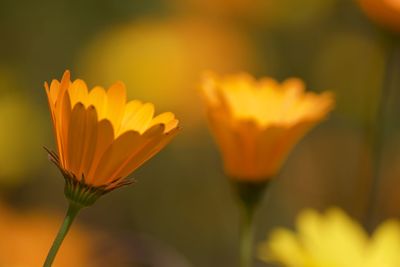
[239, 203, 255, 267]
[232, 180, 269, 267]
[365, 35, 400, 230]
[43, 202, 82, 267]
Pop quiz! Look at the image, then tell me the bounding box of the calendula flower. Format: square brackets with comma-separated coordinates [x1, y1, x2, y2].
[258, 208, 400, 267]
[201, 72, 334, 181]
[43, 70, 179, 267]
[45, 70, 179, 206]
[358, 0, 400, 32]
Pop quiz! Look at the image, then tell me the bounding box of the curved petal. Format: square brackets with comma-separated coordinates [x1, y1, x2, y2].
[149, 112, 177, 133]
[118, 100, 143, 135]
[112, 125, 178, 181]
[66, 103, 87, 178]
[106, 81, 126, 130]
[88, 86, 108, 119]
[59, 91, 72, 167]
[85, 119, 114, 184]
[78, 106, 98, 179]
[92, 130, 145, 186]
[68, 79, 89, 107]
[122, 103, 154, 134]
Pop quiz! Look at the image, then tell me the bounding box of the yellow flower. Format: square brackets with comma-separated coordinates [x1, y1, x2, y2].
[258, 208, 400, 267]
[358, 0, 400, 32]
[45, 71, 179, 206]
[201, 72, 333, 181]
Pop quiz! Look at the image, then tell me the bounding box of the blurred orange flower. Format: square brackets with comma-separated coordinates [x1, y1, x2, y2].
[45, 71, 179, 205]
[358, 0, 400, 32]
[0, 203, 93, 267]
[201, 72, 334, 181]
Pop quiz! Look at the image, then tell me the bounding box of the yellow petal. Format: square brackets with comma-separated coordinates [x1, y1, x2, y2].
[165, 119, 179, 133]
[367, 220, 400, 267]
[68, 79, 89, 107]
[57, 70, 71, 105]
[106, 81, 126, 130]
[45, 82, 63, 164]
[49, 79, 60, 104]
[78, 106, 98, 179]
[59, 91, 72, 167]
[149, 112, 178, 133]
[66, 103, 87, 179]
[123, 102, 154, 134]
[259, 229, 305, 267]
[113, 125, 178, 181]
[88, 86, 108, 119]
[45, 80, 58, 105]
[92, 131, 145, 186]
[118, 100, 143, 135]
[54, 73, 72, 167]
[85, 119, 114, 185]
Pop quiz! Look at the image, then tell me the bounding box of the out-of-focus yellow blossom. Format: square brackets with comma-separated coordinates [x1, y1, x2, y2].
[358, 0, 400, 32]
[78, 18, 262, 129]
[0, 94, 47, 184]
[258, 208, 400, 267]
[0, 67, 48, 185]
[201, 72, 334, 181]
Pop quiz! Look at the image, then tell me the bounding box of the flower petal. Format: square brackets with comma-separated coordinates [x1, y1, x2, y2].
[123, 102, 154, 134]
[88, 86, 108, 119]
[78, 106, 99, 179]
[118, 100, 143, 135]
[92, 130, 145, 186]
[85, 119, 115, 184]
[68, 79, 89, 107]
[112, 125, 178, 181]
[66, 103, 87, 178]
[106, 81, 126, 130]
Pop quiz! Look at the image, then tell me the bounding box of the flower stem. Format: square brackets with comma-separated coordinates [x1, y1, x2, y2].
[239, 203, 255, 267]
[365, 35, 400, 230]
[43, 202, 82, 267]
[232, 180, 269, 267]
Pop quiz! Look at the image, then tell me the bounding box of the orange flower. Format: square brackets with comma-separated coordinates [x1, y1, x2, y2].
[0, 203, 93, 267]
[358, 0, 400, 32]
[45, 71, 179, 206]
[201, 72, 334, 181]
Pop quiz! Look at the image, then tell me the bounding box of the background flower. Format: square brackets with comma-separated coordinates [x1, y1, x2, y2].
[201, 72, 334, 180]
[358, 0, 400, 32]
[259, 208, 400, 267]
[0, 203, 95, 267]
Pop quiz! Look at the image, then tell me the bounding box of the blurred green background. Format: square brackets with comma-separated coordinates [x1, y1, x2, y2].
[0, 0, 399, 266]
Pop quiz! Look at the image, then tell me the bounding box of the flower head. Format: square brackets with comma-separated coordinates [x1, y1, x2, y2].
[201, 72, 333, 181]
[45, 71, 179, 206]
[358, 0, 400, 32]
[258, 208, 400, 267]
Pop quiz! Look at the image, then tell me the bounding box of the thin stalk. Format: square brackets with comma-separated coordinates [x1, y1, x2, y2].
[365, 36, 400, 230]
[232, 180, 269, 267]
[239, 203, 256, 267]
[43, 202, 82, 267]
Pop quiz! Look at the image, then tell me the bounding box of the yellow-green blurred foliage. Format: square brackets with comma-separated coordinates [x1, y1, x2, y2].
[0, 68, 48, 186]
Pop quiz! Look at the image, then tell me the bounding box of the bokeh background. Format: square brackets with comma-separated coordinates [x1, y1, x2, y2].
[0, 0, 399, 266]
